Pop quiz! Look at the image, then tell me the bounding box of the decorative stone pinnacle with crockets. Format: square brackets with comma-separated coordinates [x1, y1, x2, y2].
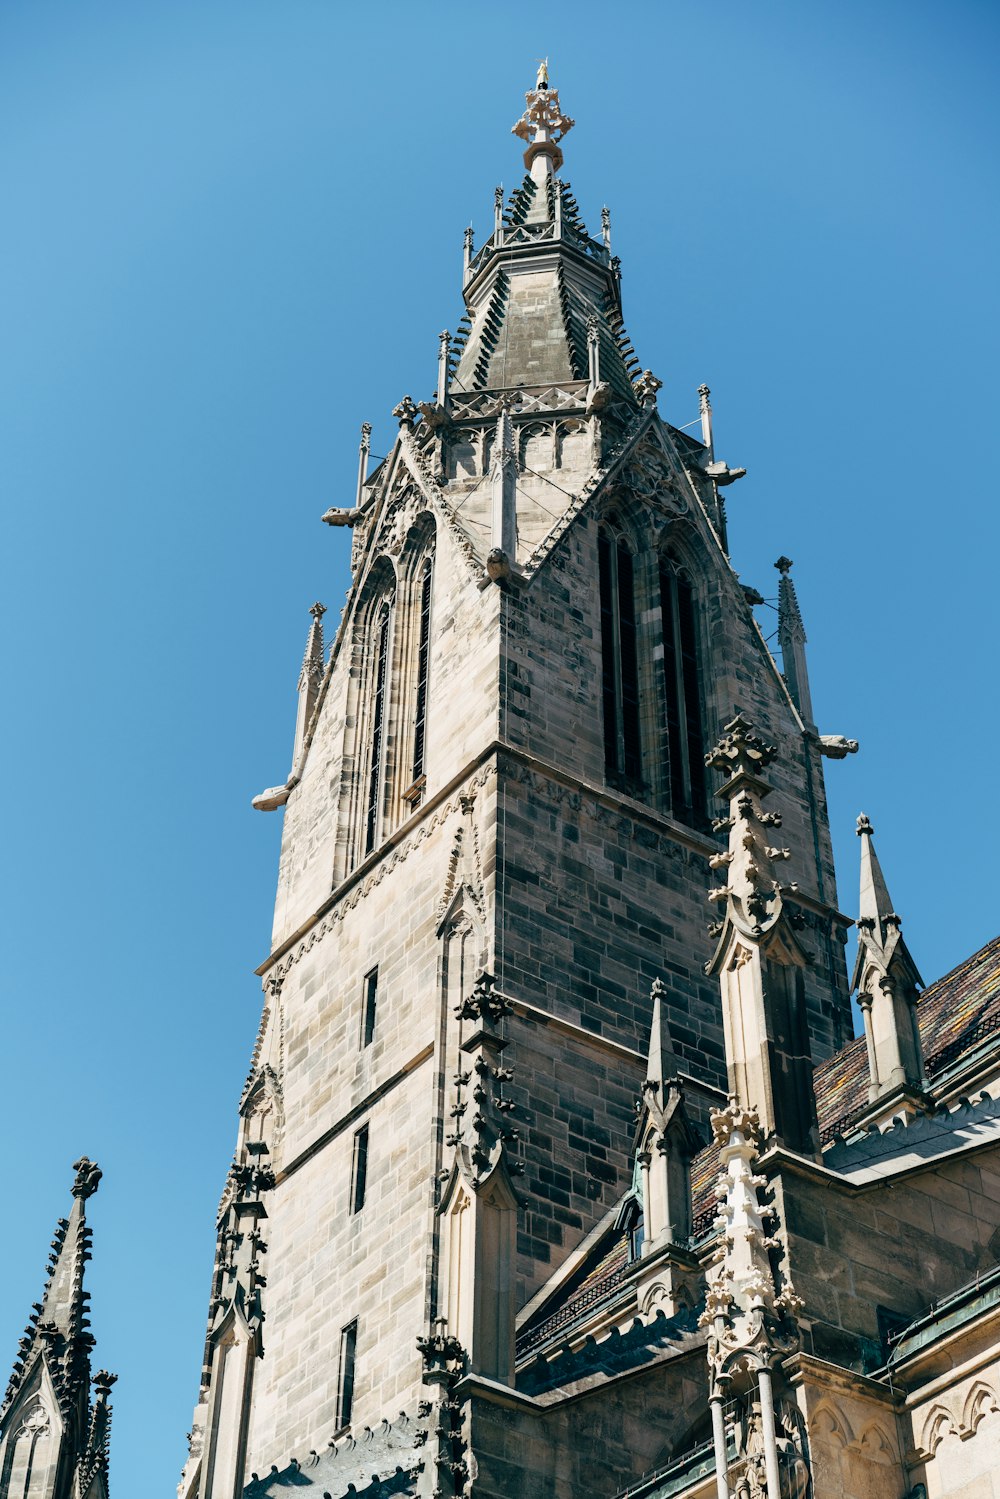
[449, 973, 519, 1181]
[700, 1099, 802, 1386]
[705, 714, 796, 937]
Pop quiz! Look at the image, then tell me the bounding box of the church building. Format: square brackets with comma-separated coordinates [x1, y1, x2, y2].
[4, 65, 1000, 1499]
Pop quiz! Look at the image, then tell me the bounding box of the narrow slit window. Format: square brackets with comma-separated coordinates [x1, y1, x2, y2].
[659, 560, 706, 824]
[361, 966, 378, 1048]
[336, 1319, 358, 1429]
[598, 524, 642, 789]
[411, 561, 432, 785]
[351, 1124, 369, 1214]
[364, 607, 390, 855]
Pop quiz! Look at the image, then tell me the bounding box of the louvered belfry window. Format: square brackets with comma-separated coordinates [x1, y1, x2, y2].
[659, 557, 706, 824]
[364, 606, 391, 855]
[599, 524, 642, 789]
[411, 560, 432, 785]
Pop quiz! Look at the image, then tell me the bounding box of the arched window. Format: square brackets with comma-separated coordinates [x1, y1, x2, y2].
[396, 516, 436, 818]
[410, 558, 433, 788]
[364, 602, 391, 856]
[598, 521, 642, 789]
[659, 554, 706, 824]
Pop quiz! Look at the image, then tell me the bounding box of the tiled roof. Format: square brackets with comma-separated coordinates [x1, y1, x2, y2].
[517, 935, 1000, 1370]
[815, 933, 1000, 1140]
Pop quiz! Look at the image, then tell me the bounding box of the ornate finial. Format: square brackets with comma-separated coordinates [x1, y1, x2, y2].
[586, 314, 599, 348]
[360, 421, 372, 445]
[774, 555, 793, 576]
[393, 395, 418, 430]
[71, 1158, 102, 1201]
[494, 185, 504, 212]
[698, 383, 711, 408]
[857, 813, 874, 837]
[706, 711, 777, 785]
[634, 370, 662, 408]
[309, 602, 326, 622]
[601, 205, 611, 248]
[92, 1370, 118, 1395]
[463, 225, 474, 251]
[512, 64, 574, 177]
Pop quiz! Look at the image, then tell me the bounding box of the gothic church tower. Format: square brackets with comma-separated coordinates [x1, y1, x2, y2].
[178, 68, 855, 1497]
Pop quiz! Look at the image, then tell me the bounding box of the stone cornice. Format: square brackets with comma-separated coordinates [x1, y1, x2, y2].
[258, 740, 851, 981]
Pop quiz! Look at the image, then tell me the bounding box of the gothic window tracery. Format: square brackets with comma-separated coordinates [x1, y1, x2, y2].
[364, 603, 391, 856]
[1, 1400, 53, 1499]
[396, 517, 436, 817]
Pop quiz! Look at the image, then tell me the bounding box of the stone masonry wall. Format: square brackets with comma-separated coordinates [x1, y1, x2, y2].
[779, 1143, 1000, 1372]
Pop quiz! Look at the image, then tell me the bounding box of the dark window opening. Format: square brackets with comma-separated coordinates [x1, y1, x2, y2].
[659, 561, 706, 825]
[351, 1124, 369, 1214]
[599, 525, 643, 791]
[361, 967, 378, 1048]
[364, 608, 390, 855]
[336, 1320, 358, 1429]
[411, 561, 432, 786]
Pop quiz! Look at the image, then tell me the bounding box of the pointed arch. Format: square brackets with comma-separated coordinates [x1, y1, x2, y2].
[808, 1399, 853, 1449]
[961, 1378, 999, 1435]
[854, 1420, 896, 1464]
[919, 1401, 955, 1455]
[200, 1308, 255, 1499]
[393, 513, 437, 819]
[0, 1362, 61, 1499]
[338, 556, 397, 873]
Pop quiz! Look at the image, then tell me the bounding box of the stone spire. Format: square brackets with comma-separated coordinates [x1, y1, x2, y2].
[437, 973, 521, 1384]
[852, 814, 926, 1117]
[774, 557, 814, 727]
[450, 70, 638, 409]
[706, 714, 819, 1155]
[0, 1159, 115, 1499]
[512, 59, 575, 182]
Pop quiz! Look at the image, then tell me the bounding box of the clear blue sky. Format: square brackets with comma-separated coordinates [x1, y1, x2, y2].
[1, 1, 997, 1490]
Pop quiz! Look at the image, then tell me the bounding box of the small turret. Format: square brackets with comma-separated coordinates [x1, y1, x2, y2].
[852, 814, 926, 1119]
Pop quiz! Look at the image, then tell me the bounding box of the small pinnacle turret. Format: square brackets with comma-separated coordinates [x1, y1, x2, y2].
[852, 813, 926, 1115]
[706, 714, 819, 1155]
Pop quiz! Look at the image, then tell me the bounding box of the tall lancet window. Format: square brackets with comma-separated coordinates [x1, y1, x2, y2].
[599, 521, 642, 789]
[659, 554, 706, 824]
[364, 604, 391, 855]
[411, 559, 433, 787]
